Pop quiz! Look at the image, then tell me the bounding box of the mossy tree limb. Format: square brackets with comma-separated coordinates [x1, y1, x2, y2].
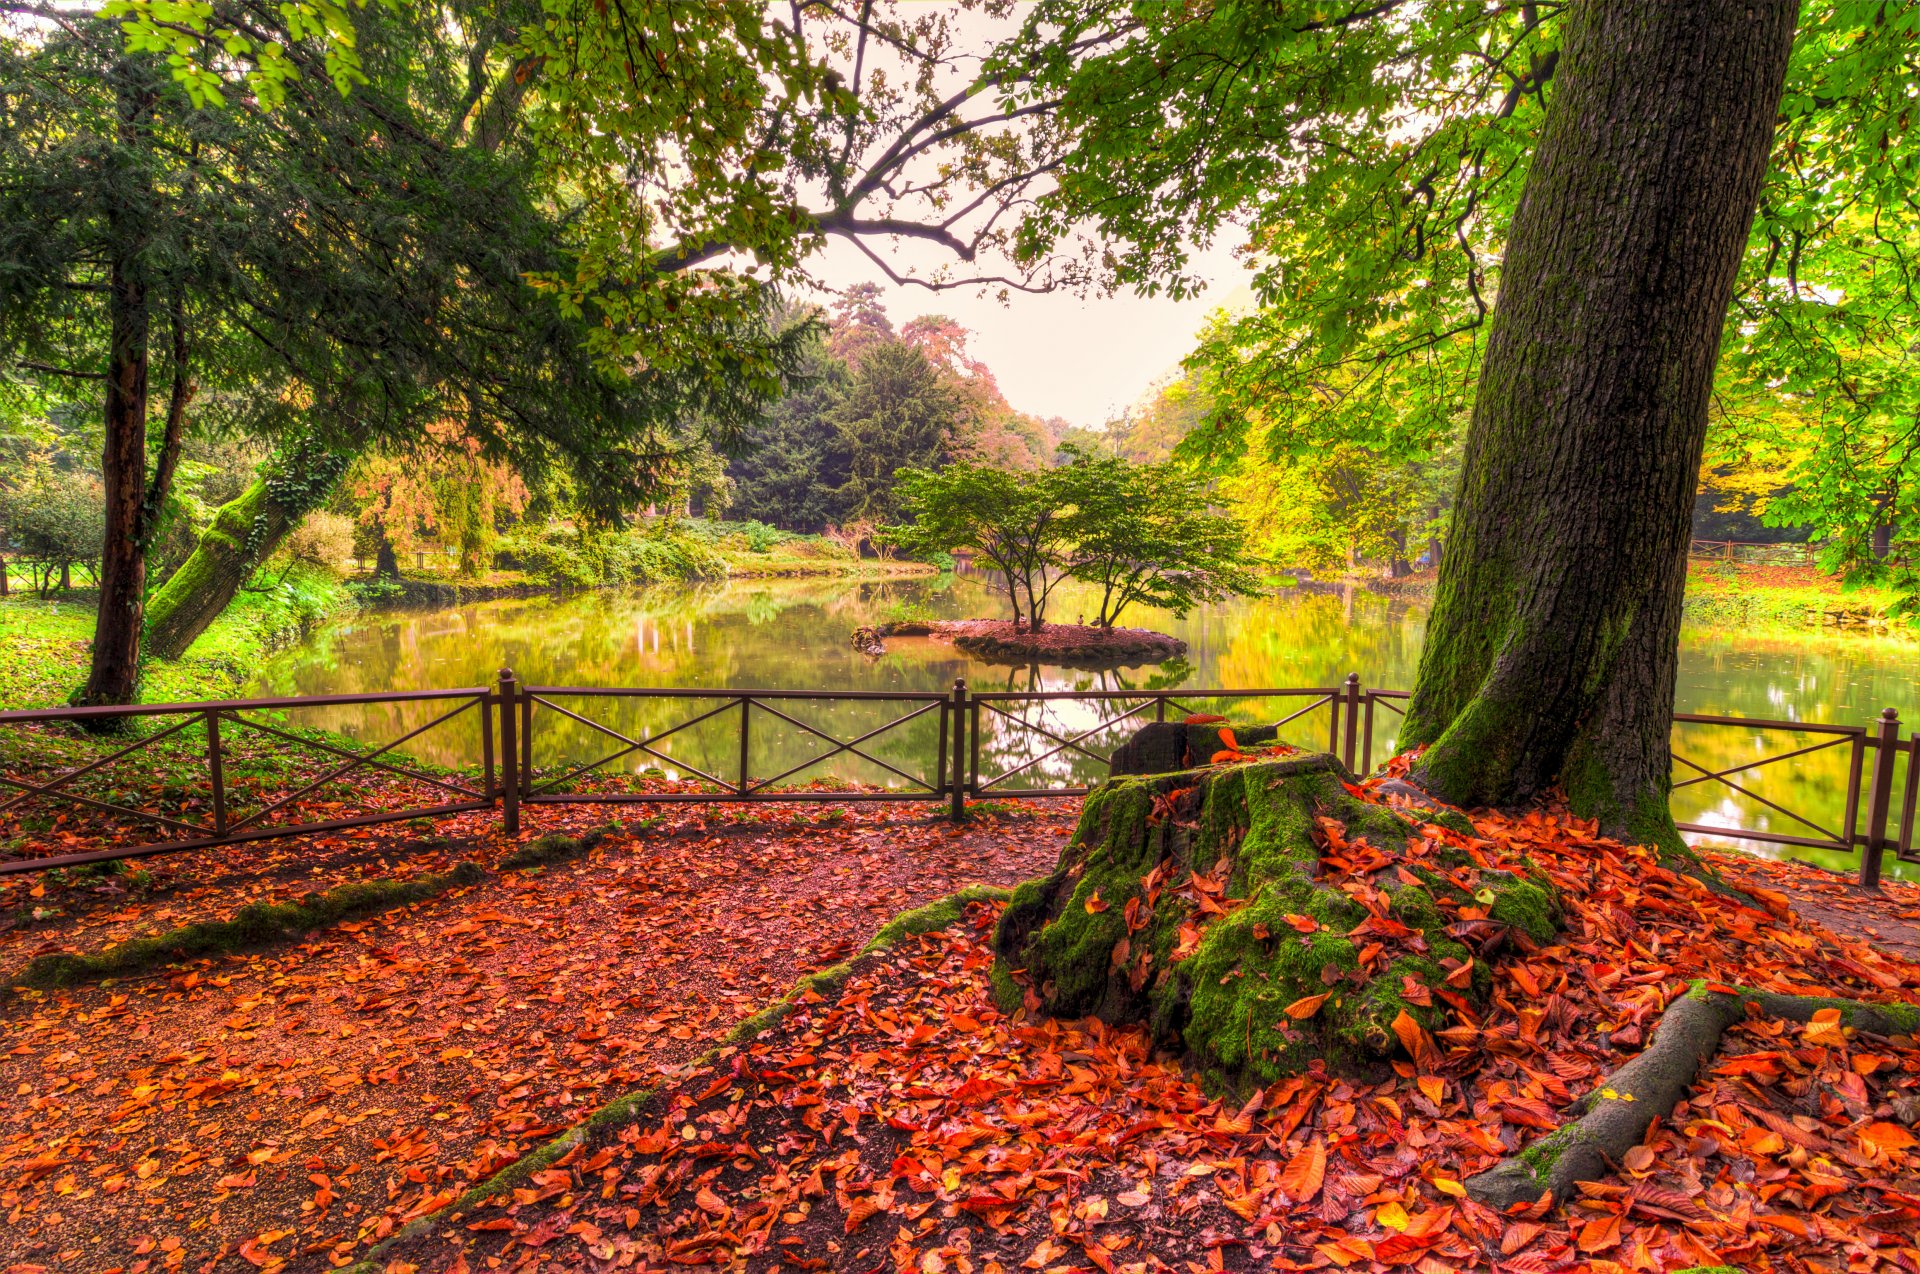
[1466, 981, 1920, 1211]
[995, 753, 1558, 1089]
[1397, 0, 1799, 850]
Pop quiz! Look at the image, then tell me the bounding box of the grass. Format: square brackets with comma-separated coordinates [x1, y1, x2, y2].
[1682, 560, 1904, 630]
[0, 563, 353, 709]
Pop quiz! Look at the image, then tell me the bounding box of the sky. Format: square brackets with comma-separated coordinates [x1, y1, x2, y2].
[799, 231, 1254, 431]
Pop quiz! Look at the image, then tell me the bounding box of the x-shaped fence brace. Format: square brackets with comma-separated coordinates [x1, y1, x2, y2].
[0, 696, 488, 847]
[1669, 730, 1858, 848]
[521, 694, 946, 799]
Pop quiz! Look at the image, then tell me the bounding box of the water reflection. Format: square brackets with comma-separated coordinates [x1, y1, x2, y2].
[248, 576, 1918, 876]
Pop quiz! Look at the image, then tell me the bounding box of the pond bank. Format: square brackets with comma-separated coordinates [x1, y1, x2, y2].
[1286, 559, 1909, 632]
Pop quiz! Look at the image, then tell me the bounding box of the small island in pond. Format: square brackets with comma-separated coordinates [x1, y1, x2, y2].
[859, 455, 1260, 667]
[854, 619, 1186, 667]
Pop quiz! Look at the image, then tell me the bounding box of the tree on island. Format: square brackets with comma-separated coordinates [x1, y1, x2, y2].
[886, 453, 1260, 634]
[887, 464, 1066, 632]
[1054, 449, 1262, 629]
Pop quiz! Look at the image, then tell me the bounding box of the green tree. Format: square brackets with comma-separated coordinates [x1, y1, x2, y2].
[824, 341, 958, 524]
[887, 465, 1068, 631]
[0, 465, 106, 596]
[1001, 0, 1900, 847]
[0, 8, 805, 696]
[1055, 451, 1262, 629]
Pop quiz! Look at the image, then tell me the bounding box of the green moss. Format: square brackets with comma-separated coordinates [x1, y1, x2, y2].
[498, 824, 623, 870]
[1487, 877, 1559, 945]
[996, 754, 1563, 1088]
[11, 861, 485, 989]
[862, 884, 1010, 953]
[988, 960, 1024, 1015]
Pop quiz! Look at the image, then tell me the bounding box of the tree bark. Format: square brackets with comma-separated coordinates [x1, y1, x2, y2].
[1399, 0, 1800, 850]
[145, 437, 348, 660]
[375, 536, 402, 580]
[79, 101, 152, 705]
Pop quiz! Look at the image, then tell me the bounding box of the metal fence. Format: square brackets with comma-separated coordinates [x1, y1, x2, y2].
[1, 669, 1912, 885]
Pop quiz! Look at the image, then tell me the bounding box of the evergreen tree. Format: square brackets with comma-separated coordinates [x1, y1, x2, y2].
[0, 9, 801, 697]
[825, 341, 958, 524]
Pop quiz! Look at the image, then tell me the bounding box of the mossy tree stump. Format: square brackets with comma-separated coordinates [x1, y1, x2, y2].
[993, 753, 1558, 1089]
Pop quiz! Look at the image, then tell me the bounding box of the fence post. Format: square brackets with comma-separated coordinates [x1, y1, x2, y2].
[738, 697, 752, 795]
[1361, 692, 1375, 776]
[497, 668, 520, 835]
[1341, 673, 1361, 772]
[1861, 706, 1901, 888]
[949, 679, 968, 823]
[205, 708, 227, 838]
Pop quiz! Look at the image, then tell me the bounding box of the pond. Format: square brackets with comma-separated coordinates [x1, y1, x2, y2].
[246, 572, 1918, 876]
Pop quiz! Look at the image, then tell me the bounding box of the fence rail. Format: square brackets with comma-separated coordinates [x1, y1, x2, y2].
[0, 669, 1912, 886]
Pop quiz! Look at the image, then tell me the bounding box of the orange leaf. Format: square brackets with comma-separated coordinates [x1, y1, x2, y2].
[1184, 713, 1227, 725]
[1217, 726, 1239, 751]
[1391, 1009, 1429, 1061]
[1282, 913, 1319, 934]
[1084, 890, 1109, 914]
[1576, 1214, 1621, 1254]
[1279, 1138, 1326, 1203]
[1863, 1121, 1919, 1154]
[843, 1196, 882, 1234]
[1285, 992, 1331, 1020]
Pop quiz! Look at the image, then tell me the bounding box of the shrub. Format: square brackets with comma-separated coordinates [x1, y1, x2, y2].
[0, 467, 105, 594]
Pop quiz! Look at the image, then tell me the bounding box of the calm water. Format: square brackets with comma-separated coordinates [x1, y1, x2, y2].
[246, 573, 1918, 875]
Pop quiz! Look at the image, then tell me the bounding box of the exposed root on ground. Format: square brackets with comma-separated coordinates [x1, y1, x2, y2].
[1468, 981, 1920, 1210]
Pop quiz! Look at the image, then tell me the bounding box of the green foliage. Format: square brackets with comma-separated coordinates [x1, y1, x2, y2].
[824, 341, 960, 524]
[1055, 447, 1262, 628]
[1003, 1, 1920, 610]
[888, 463, 1067, 629]
[0, 466, 105, 594]
[493, 523, 727, 591]
[889, 453, 1261, 630]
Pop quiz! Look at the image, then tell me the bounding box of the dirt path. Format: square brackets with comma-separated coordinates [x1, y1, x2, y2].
[0, 801, 1077, 1274]
[1709, 848, 1920, 967]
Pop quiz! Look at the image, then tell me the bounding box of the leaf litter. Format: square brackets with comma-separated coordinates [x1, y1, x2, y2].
[0, 799, 1075, 1272]
[371, 769, 1920, 1274]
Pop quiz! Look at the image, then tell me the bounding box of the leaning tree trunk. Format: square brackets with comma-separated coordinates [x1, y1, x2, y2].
[1399, 0, 1800, 851]
[145, 438, 348, 660]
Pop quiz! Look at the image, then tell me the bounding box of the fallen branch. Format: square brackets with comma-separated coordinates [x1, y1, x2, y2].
[1466, 981, 1920, 1210]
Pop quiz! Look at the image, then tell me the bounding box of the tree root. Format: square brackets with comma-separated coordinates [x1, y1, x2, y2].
[1466, 982, 1920, 1211]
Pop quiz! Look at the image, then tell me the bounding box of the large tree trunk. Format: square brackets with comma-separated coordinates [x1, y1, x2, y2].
[145, 477, 291, 660]
[79, 222, 151, 707]
[1399, 0, 1799, 850]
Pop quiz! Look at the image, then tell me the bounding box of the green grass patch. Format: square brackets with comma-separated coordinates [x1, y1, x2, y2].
[9, 860, 485, 989]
